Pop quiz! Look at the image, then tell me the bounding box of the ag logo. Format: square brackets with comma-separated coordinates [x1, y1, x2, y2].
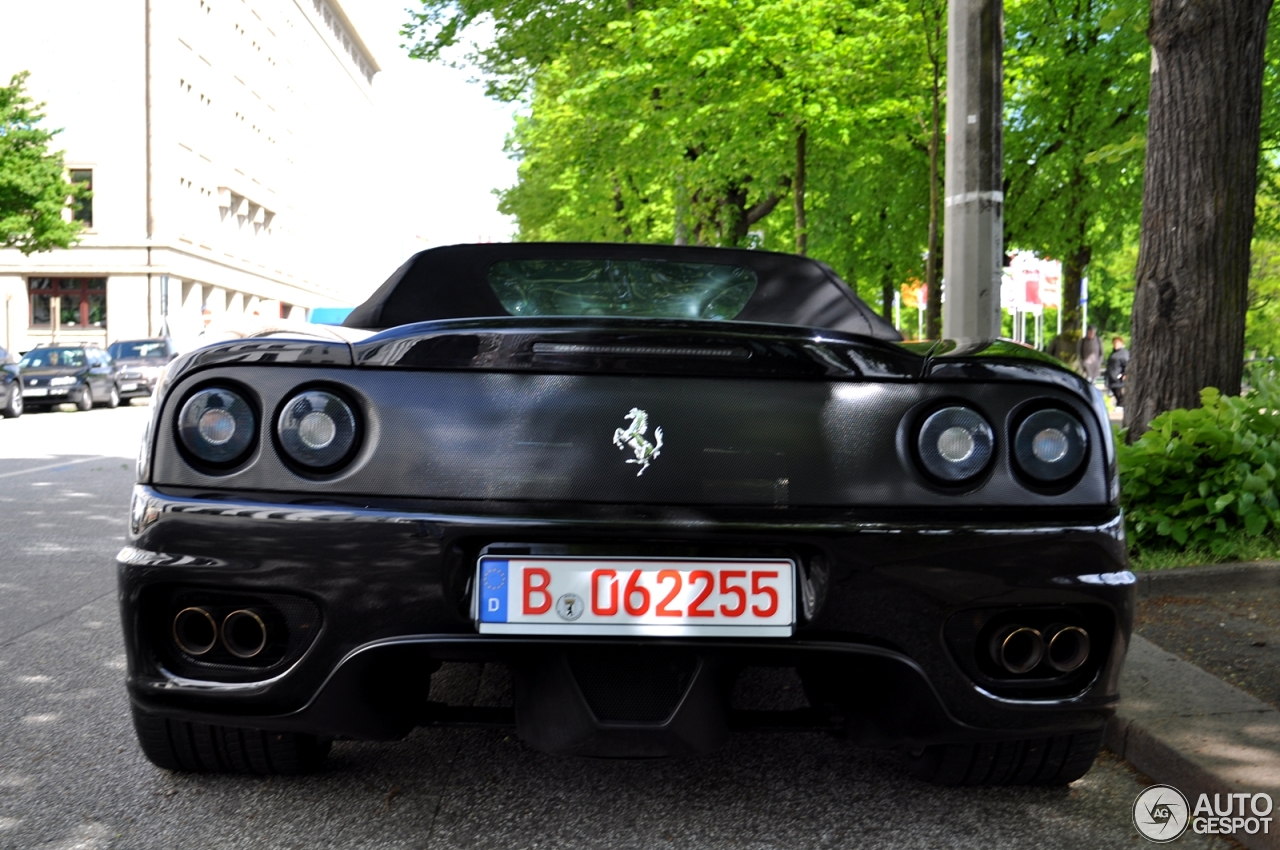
[1133, 784, 1190, 843]
[612, 407, 663, 476]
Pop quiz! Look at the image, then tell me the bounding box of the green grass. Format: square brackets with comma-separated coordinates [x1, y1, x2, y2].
[1129, 528, 1280, 571]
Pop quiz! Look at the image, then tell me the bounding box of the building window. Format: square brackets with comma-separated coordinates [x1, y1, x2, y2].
[69, 169, 93, 227]
[27, 278, 107, 328]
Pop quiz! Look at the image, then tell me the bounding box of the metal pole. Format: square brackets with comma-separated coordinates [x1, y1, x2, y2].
[160, 274, 170, 338]
[942, 0, 1004, 340]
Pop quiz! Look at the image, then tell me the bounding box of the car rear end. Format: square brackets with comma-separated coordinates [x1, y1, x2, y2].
[119, 320, 1131, 777]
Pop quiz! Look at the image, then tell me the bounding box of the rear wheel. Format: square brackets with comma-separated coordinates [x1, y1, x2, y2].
[101, 384, 120, 409]
[131, 706, 331, 775]
[906, 727, 1104, 786]
[1, 384, 21, 418]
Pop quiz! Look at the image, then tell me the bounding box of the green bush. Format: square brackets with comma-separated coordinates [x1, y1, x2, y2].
[1119, 365, 1280, 557]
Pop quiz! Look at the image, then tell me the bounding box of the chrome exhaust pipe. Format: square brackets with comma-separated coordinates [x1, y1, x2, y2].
[990, 626, 1044, 674]
[1045, 625, 1090, 672]
[221, 609, 268, 659]
[173, 607, 218, 656]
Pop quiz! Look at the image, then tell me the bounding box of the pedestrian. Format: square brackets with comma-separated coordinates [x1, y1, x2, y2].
[1079, 325, 1103, 382]
[1106, 336, 1129, 407]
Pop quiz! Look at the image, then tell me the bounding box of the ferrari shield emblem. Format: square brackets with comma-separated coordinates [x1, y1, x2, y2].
[612, 407, 663, 476]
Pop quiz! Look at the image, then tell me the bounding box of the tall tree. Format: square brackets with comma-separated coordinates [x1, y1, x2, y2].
[1002, 0, 1148, 369]
[918, 0, 946, 339]
[0, 72, 87, 254]
[1126, 0, 1275, 435]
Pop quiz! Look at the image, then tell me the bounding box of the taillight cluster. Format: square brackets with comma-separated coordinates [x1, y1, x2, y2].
[176, 385, 360, 475]
[914, 404, 1089, 488]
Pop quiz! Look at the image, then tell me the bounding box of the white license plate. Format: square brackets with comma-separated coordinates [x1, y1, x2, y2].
[25, 388, 48, 397]
[120, 383, 138, 391]
[476, 556, 795, 637]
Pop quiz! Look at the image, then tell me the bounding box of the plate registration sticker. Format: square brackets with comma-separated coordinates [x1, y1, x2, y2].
[476, 556, 795, 637]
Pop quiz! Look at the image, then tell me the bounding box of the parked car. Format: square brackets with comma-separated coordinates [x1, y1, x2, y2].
[120, 243, 1131, 784]
[19, 343, 121, 411]
[0, 345, 21, 418]
[108, 338, 177, 402]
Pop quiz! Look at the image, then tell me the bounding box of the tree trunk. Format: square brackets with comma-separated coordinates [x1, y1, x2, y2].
[924, 140, 941, 341]
[674, 175, 689, 245]
[922, 0, 945, 340]
[794, 127, 808, 255]
[612, 177, 632, 239]
[882, 267, 894, 323]
[1126, 0, 1273, 436]
[1051, 245, 1090, 371]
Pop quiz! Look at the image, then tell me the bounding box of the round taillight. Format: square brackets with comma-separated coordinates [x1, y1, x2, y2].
[276, 389, 358, 470]
[917, 406, 995, 483]
[1014, 409, 1088, 483]
[177, 388, 256, 466]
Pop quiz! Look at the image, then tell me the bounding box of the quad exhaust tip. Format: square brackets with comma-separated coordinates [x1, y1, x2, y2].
[991, 626, 1044, 674]
[171, 607, 268, 659]
[172, 607, 218, 656]
[989, 623, 1091, 675]
[1045, 624, 1090, 673]
[221, 609, 268, 659]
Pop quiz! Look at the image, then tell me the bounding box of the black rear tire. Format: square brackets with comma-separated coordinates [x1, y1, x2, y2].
[132, 706, 331, 775]
[906, 727, 1104, 786]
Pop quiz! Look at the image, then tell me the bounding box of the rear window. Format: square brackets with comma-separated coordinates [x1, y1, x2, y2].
[109, 340, 169, 359]
[487, 259, 758, 320]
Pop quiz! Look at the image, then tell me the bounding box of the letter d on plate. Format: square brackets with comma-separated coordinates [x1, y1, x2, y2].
[479, 560, 509, 623]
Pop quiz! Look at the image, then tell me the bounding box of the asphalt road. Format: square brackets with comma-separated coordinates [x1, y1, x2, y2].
[0, 403, 1236, 849]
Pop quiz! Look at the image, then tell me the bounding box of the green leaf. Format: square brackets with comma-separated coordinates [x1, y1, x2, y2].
[1246, 512, 1268, 536]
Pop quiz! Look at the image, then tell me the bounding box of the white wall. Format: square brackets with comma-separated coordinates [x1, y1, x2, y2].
[0, 0, 388, 338]
[104, 275, 152, 343]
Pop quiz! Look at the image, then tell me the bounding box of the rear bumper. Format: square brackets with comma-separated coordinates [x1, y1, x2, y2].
[117, 377, 156, 398]
[119, 485, 1133, 749]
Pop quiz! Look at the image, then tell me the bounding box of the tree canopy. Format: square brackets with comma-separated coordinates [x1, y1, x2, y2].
[0, 72, 87, 255]
[404, 0, 1274, 363]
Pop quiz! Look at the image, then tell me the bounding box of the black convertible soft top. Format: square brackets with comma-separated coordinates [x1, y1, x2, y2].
[344, 243, 902, 340]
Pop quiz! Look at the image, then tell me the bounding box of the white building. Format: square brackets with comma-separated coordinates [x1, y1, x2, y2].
[0, 0, 385, 353]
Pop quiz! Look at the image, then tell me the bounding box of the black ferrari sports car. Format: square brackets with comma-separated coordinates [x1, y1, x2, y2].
[119, 243, 1132, 784]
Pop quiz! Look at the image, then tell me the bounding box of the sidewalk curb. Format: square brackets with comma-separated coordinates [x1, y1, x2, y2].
[1135, 561, 1280, 599]
[1110, 632, 1280, 850]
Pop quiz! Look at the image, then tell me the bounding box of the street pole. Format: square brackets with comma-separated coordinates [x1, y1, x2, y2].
[942, 0, 1004, 340]
[160, 274, 170, 339]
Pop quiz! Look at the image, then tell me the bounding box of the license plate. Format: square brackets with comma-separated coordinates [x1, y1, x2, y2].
[476, 556, 795, 637]
[121, 383, 137, 391]
[25, 388, 48, 397]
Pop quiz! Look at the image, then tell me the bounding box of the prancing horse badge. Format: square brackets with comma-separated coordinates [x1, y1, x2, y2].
[612, 407, 663, 476]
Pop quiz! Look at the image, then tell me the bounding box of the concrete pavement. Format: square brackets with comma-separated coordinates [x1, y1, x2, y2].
[1111, 562, 1280, 850]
